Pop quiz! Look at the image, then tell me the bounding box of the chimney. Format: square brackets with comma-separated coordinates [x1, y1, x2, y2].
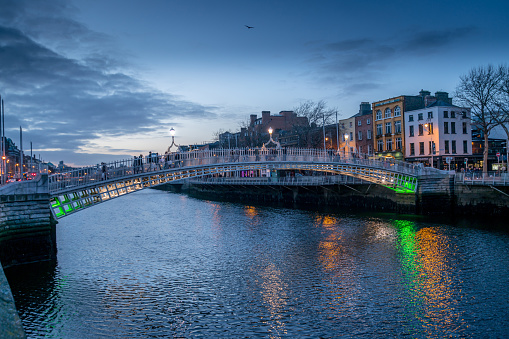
[419, 89, 431, 98]
[424, 95, 437, 107]
[359, 102, 371, 115]
[261, 111, 270, 122]
[435, 91, 452, 104]
[250, 114, 257, 125]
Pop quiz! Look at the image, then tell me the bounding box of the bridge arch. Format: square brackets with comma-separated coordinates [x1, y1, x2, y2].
[49, 148, 436, 219]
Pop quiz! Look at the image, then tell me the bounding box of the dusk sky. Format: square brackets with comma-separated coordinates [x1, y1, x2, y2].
[1, 0, 508, 166]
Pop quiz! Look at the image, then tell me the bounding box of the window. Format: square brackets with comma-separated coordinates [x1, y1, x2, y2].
[394, 106, 401, 117]
[350, 132, 353, 140]
[376, 110, 382, 120]
[385, 122, 392, 134]
[358, 131, 362, 140]
[444, 122, 449, 134]
[376, 124, 383, 136]
[384, 108, 392, 119]
[409, 125, 414, 137]
[359, 146, 363, 153]
[410, 143, 415, 156]
[418, 124, 424, 136]
[463, 140, 468, 153]
[367, 129, 372, 140]
[419, 142, 424, 155]
[358, 120, 362, 126]
[367, 118, 371, 125]
[445, 140, 450, 154]
[427, 111, 433, 119]
[463, 122, 468, 134]
[368, 144, 373, 155]
[395, 137, 402, 150]
[451, 122, 456, 134]
[451, 111, 456, 118]
[444, 111, 449, 118]
[418, 113, 423, 121]
[394, 120, 402, 134]
[377, 140, 383, 151]
[428, 141, 433, 155]
[350, 122, 353, 128]
[409, 115, 414, 122]
[452, 140, 457, 154]
[386, 139, 393, 151]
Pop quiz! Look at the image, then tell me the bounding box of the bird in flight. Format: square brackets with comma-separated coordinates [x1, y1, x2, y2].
[245, 25, 254, 29]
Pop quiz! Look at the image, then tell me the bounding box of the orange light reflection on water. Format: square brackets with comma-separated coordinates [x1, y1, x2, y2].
[394, 220, 464, 337]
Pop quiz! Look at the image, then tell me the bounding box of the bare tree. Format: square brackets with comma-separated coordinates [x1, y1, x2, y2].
[455, 65, 505, 173]
[293, 100, 336, 127]
[293, 100, 338, 148]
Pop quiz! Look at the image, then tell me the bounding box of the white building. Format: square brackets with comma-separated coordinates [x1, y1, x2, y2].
[404, 101, 472, 168]
[338, 116, 356, 154]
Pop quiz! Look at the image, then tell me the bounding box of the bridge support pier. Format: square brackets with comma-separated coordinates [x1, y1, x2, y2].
[0, 175, 56, 268]
[416, 173, 455, 215]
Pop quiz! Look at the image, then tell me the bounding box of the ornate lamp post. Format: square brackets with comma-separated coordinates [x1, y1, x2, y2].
[424, 119, 435, 168]
[344, 133, 349, 158]
[263, 127, 280, 148]
[167, 127, 178, 153]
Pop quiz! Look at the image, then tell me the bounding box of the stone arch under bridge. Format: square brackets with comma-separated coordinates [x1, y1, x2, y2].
[49, 148, 440, 219]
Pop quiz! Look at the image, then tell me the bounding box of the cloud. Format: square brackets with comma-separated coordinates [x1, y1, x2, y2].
[0, 1, 217, 164]
[305, 26, 478, 94]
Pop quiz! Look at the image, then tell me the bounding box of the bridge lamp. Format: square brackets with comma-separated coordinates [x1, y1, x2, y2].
[168, 127, 178, 153]
[268, 127, 273, 135]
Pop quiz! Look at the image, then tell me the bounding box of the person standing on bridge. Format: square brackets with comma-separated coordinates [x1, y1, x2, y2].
[101, 162, 107, 180]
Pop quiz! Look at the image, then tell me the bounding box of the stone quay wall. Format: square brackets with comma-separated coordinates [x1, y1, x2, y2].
[156, 174, 509, 217]
[0, 176, 55, 339]
[0, 174, 56, 268]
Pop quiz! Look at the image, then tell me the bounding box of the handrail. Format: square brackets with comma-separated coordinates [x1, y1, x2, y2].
[48, 148, 442, 193]
[455, 172, 509, 186]
[189, 175, 366, 186]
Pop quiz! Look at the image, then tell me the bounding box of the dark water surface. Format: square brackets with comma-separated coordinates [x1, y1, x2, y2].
[5, 189, 509, 338]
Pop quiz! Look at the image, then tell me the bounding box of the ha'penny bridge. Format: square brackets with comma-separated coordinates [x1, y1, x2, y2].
[48, 148, 443, 219]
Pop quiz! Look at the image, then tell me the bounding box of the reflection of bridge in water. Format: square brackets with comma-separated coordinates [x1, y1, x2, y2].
[49, 148, 442, 219]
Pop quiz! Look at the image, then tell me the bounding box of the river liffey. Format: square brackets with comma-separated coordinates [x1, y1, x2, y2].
[5, 189, 509, 338]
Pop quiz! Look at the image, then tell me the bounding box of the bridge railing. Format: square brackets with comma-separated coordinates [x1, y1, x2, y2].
[455, 171, 509, 186]
[189, 175, 366, 186]
[48, 148, 438, 192]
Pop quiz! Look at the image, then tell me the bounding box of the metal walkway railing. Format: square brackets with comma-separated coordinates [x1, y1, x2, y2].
[48, 148, 444, 219]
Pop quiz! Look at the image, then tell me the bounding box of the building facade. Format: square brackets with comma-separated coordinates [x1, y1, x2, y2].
[372, 90, 453, 160]
[354, 102, 373, 155]
[404, 101, 472, 169]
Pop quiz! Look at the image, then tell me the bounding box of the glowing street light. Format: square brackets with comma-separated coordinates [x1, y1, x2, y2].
[167, 127, 178, 153]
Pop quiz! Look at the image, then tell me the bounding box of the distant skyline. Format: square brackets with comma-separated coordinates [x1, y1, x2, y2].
[1, 0, 508, 166]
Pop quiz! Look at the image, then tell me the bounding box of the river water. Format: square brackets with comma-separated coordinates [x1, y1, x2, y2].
[5, 189, 509, 338]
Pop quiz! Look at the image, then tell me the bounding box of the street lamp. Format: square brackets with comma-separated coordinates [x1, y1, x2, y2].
[344, 133, 349, 158]
[424, 120, 435, 168]
[263, 127, 280, 148]
[167, 127, 178, 153]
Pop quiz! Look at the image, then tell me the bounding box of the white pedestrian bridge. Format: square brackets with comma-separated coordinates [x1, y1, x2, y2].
[49, 148, 440, 219]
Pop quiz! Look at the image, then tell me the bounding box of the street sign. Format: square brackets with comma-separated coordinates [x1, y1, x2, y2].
[496, 152, 500, 157]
